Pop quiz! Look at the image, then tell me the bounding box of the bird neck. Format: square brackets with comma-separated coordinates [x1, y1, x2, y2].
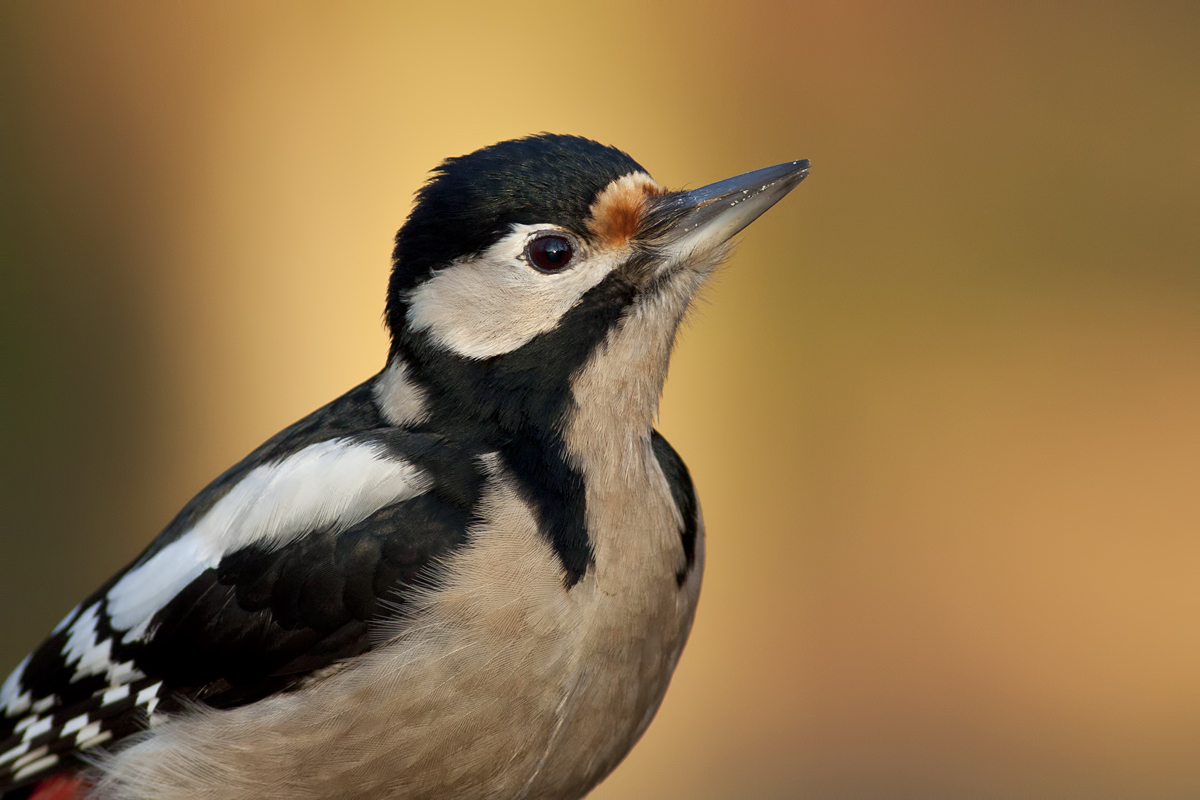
[562, 283, 691, 481]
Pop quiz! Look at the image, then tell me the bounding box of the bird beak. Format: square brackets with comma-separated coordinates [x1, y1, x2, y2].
[654, 159, 810, 262]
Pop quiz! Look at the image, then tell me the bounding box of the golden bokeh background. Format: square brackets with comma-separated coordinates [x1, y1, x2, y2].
[2, 2, 1198, 797]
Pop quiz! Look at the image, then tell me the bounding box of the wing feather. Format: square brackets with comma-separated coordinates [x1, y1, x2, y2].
[0, 383, 484, 794]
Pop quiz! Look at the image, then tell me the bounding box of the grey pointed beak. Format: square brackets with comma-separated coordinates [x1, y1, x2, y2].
[655, 159, 810, 260]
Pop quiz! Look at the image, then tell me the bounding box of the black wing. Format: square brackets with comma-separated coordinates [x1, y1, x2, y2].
[0, 380, 483, 794]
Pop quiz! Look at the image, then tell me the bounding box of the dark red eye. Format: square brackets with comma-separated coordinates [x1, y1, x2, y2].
[527, 235, 574, 273]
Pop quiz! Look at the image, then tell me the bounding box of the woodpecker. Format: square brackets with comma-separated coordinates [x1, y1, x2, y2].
[0, 134, 808, 800]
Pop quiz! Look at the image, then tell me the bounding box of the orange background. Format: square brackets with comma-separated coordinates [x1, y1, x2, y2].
[2, 3, 1199, 797]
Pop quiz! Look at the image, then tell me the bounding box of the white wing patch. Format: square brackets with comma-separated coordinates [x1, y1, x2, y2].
[107, 438, 430, 639]
[51, 605, 81, 635]
[0, 676, 166, 788]
[0, 656, 31, 718]
[2, 437, 428, 788]
[62, 605, 101, 673]
[53, 604, 146, 689]
[13, 752, 57, 783]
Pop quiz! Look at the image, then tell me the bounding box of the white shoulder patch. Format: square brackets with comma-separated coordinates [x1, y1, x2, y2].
[106, 438, 431, 640]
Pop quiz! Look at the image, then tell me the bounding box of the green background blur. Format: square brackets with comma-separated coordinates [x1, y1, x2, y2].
[2, 3, 1198, 797]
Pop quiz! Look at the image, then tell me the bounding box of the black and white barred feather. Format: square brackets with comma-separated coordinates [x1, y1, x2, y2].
[0, 378, 490, 792]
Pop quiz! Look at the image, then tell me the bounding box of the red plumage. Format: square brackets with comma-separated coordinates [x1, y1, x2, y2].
[28, 775, 85, 800]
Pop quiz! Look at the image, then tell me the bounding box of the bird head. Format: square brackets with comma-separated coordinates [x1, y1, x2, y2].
[382, 134, 808, 442]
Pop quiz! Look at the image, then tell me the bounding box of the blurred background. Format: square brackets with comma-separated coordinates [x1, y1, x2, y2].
[1, 2, 1198, 797]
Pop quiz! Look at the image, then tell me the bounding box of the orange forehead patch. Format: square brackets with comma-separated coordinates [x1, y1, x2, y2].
[586, 172, 666, 246]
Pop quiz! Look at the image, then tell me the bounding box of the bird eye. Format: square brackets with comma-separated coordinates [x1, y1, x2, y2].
[526, 234, 574, 273]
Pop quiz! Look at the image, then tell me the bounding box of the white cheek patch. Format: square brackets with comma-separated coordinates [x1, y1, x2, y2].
[106, 438, 431, 640]
[405, 224, 626, 360]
